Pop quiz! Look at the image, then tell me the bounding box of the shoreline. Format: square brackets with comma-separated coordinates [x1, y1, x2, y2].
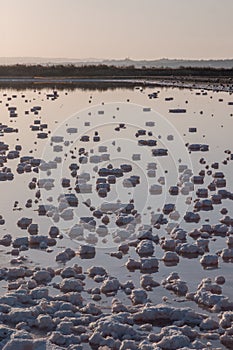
[0, 76, 232, 92]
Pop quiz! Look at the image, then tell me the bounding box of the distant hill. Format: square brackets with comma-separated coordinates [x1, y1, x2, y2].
[0, 57, 233, 69]
[0, 57, 102, 66]
[103, 58, 233, 69]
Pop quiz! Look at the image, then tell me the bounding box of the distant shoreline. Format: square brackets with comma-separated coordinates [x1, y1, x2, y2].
[0, 64, 232, 89]
[1, 57, 233, 69]
[0, 64, 232, 77]
[0, 76, 232, 92]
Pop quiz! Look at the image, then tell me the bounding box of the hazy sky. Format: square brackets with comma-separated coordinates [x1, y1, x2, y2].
[1, 0, 233, 59]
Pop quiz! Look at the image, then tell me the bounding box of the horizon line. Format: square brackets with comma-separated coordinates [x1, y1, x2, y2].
[1, 56, 233, 61]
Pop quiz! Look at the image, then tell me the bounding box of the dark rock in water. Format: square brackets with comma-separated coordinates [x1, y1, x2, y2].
[116, 215, 135, 227]
[60, 278, 84, 293]
[152, 148, 168, 156]
[184, 212, 200, 223]
[0, 234, 12, 246]
[12, 237, 29, 248]
[77, 245, 96, 259]
[169, 108, 186, 113]
[136, 240, 155, 257]
[29, 235, 56, 248]
[17, 217, 32, 229]
[49, 226, 59, 238]
[100, 277, 120, 294]
[200, 254, 218, 267]
[56, 248, 76, 263]
[163, 203, 175, 214]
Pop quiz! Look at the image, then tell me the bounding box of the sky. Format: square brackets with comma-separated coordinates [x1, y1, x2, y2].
[0, 0, 233, 60]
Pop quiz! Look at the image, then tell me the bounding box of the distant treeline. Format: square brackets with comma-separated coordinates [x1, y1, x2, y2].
[0, 81, 137, 91]
[0, 64, 233, 78]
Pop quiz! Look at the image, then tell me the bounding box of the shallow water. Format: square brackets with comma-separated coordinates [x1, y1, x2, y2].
[0, 85, 233, 348]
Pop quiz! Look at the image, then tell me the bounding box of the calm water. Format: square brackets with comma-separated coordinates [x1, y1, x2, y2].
[0, 85, 233, 336]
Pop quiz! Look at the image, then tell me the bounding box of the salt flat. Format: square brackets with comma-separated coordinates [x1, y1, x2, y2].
[0, 84, 232, 349]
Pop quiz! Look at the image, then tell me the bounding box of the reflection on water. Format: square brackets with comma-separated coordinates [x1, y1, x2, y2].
[0, 85, 233, 330]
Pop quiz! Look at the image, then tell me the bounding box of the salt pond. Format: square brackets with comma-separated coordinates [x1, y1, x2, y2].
[0, 84, 232, 349]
